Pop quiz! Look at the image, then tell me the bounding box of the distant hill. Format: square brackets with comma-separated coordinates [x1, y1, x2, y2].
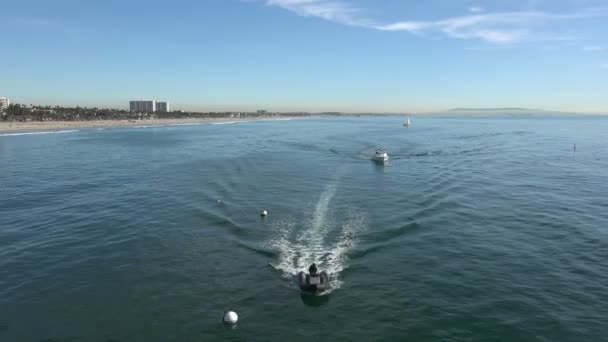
[449, 107, 534, 111]
[429, 107, 578, 117]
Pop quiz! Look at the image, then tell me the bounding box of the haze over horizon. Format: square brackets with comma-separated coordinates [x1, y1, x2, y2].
[1, 0, 607, 113]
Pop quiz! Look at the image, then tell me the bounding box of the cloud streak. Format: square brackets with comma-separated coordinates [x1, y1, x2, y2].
[265, 0, 371, 27]
[583, 45, 605, 51]
[265, 0, 605, 44]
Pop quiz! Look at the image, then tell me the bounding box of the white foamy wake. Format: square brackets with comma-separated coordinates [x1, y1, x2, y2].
[295, 184, 337, 268]
[268, 184, 366, 292]
[0, 130, 79, 137]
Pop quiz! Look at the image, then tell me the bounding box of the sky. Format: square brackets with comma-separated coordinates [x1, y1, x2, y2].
[0, 0, 607, 113]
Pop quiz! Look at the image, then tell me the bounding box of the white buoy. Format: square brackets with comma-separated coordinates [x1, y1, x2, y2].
[223, 311, 238, 324]
[261, 209, 268, 217]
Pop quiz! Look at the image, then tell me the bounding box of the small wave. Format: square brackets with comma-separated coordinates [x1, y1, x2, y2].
[513, 130, 532, 135]
[453, 148, 484, 155]
[238, 242, 276, 258]
[211, 121, 240, 125]
[0, 129, 79, 137]
[410, 150, 443, 157]
[251, 118, 293, 123]
[362, 222, 421, 244]
[329, 148, 363, 160]
[133, 125, 159, 129]
[266, 118, 293, 121]
[265, 140, 322, 152]
[456, 132, 503, 140]
[387, 150, 442, 160]
[167, 122, 206, 127]
[212, 118, 293, 125]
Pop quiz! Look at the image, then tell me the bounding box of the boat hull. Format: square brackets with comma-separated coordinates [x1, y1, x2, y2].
[298, 271, 330, 293]
[373, 154, 389, 162]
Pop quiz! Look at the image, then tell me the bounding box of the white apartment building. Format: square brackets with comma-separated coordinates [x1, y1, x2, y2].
[129, 100, 170, 112]
[155, 101, 170, 112]
[0, 97, 10, 109]
[129, 100, 156, 112]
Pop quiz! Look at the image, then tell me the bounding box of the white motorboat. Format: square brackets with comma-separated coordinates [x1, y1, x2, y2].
[373, 149, 389, 162]
[403, 116, 411, 127]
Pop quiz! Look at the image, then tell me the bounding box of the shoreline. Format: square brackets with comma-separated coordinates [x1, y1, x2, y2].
[0, 117, 296, 134]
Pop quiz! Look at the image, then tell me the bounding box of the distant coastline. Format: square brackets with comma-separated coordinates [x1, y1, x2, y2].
[449, 107, 532, 111]
[0, 117, 310, 133]
[0, 104, 316, 133]
[1, 104, 606, 134]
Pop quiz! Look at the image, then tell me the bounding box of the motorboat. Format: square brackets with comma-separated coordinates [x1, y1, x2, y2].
[373, 149, 389, 162]
[298, 270, 330, 293]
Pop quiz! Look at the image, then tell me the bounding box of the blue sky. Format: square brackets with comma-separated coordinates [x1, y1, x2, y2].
[1, 0, 607, 113]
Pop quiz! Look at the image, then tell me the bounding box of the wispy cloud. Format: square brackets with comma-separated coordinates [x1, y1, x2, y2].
[364, 9, 594, 44]
[602, 63, 608, 69]
[583, 45, 605, 51]
[265, 0, 371, 27]
[265, 0, 606, 44]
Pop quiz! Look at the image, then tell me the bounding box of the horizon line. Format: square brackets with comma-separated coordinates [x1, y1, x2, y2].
[3, 101, 608, 116]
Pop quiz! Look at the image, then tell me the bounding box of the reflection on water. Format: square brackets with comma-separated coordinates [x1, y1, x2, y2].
[300, 293, 331, 307]
[372, 160, 388, 172]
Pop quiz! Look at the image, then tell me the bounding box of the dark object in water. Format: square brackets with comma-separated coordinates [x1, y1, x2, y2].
[300, 292, 330, 307]
[298, 271, 329, 293]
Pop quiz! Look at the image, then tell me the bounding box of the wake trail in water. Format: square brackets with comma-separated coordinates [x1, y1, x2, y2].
[268, 181, 366, 292]
[296, 184, 337, 268]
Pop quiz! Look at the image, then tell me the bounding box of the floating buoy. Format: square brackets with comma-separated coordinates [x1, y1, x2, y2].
[223, 311, 238, 324]
[261, 209, 268, 217]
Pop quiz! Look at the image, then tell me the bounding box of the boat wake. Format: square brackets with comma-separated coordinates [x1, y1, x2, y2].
[268, 183, 366, 292]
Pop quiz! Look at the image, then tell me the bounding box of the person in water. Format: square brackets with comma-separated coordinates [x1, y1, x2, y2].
[309, 263, 318, 275]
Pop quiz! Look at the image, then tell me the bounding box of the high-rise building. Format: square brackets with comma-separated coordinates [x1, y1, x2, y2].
[0, 97, 10, 109]
[156, 102, 170, 112]
[130, 100, 156, 112]
[129, 100, 169, 112]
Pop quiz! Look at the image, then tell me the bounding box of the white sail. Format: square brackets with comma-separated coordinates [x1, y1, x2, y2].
[404, 116, 411, 127]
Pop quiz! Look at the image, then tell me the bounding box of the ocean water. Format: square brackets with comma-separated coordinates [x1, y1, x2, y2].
[1, 117, 607, 341]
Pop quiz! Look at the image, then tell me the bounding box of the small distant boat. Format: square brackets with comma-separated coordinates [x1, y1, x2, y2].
[373, 149, 389, 162]
[403, 116, 411, 127]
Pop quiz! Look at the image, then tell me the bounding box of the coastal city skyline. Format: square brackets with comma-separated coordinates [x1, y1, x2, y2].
[1, 0, 608, 114]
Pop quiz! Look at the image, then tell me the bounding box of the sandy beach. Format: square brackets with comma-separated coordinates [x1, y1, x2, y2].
[0, 117, 295, 133]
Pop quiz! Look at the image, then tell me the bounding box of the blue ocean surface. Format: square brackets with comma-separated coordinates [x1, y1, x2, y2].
[1, 117, 607, 341]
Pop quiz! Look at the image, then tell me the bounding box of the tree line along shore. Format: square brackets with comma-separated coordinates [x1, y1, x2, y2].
[0, 104, 320, 122]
